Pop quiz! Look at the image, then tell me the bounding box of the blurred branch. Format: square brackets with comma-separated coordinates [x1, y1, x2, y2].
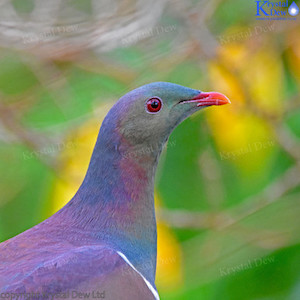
[0, 99, 46, 150]
[179, 0, 221, 58]
[222, 163, 300, 228]
[157, 208, 232, 230]
[199, 146, 226, 210]
[20, 58, 72, 118]
[0, 0, 167, 59]
[0, 97, 67, 177]
[274, 122, 300, 161]
[158, 163, 300, 230]
[284, 94, 300, 115]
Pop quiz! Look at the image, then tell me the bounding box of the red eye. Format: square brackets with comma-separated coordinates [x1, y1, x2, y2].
[145, 97, 162, 113]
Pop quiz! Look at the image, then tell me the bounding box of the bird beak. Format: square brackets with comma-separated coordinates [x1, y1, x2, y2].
[182, 91, 231, 107]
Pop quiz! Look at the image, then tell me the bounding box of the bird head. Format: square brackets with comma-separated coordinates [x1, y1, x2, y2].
[105, 82, 230, 152]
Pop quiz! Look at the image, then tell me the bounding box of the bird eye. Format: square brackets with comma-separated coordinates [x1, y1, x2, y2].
[145, 97, 162, 114]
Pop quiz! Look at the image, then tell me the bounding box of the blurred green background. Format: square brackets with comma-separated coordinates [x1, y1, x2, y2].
[0, 0, 300, 299]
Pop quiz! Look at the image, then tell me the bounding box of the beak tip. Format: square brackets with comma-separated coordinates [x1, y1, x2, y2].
[220, 96, 231, 105]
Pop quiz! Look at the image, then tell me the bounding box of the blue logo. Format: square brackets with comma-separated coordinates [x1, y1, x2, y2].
[288, 1, 300, 15]
[256, 0, 299, 19]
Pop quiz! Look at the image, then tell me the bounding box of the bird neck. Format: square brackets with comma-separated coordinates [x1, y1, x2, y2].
[62, 121, 164, 286]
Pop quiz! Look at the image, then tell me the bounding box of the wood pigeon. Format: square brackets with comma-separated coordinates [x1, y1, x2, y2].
[0, 82, 230, 299]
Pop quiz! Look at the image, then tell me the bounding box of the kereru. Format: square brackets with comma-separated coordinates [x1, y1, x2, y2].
[0, 82, 230, 299]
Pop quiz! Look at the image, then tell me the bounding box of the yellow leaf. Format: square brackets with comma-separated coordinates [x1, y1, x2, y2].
[206, 34, 281, 173]
[155, 194, 183, 291]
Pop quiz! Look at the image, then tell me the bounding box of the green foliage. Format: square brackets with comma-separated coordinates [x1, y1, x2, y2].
[0, 54, 37, 96]
[0, 144, 54, 241]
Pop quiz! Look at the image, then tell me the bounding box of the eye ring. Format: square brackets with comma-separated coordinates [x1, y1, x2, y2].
[145, 97, 163, 114]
